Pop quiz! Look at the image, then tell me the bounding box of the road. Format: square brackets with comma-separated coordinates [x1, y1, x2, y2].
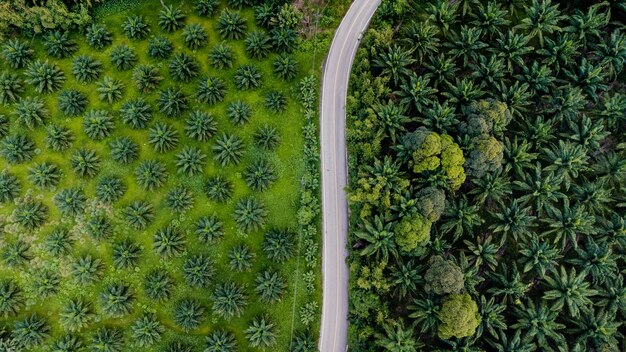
[318, 0, 380, 351]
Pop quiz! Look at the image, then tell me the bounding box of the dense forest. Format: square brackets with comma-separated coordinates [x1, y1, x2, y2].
[346, 0, 626, 351]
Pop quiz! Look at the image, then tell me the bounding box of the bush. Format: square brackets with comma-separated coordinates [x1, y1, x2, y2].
[110, 137, 139, 164]
[211, 281, 247, 320]
[213, 133, 245, 166]
[273, 55, 298, 81]
[130, 314, 164, 347]
[1, 134, 35, 164]
[96, 176, 126, 203]
[218, 10, 247, 40]
[182, 255, 214, 288]
[112, 239, 142, 269]
[122, 16, 150, 39]
[234, 64, 263, 90]
[185, 110, 217, 141]
[59, 299, 94, 332]
[86, 23, 113, 49]
[255, 270, 285, 303]
[58, 90, 87, 116]
[183, 23, 208, 49]
[0, 72, 23, 104]
[14, 200, 48, 229]
[83, 110, 115, 140]
[204, 175, 233, 202]
[165, 186, 194, 212]
[72, 55, 103, 83]
[148, 36, 173, 59]
[227, 100, 252, 125]
[173, 298, 204, 331]
[110, 45, 137, 71]
[0, 279, 24, 317]
[158, 87, 189, 117]
[234, 198, 267, 232]
[100, 282, 135, 317]
[244, 160, 276, 192]
[28, 162, 61, 189]
[135, 160, 168, 190]
[70, 255, 104, 284]
[245, 316, 277, 348]
[153, 225, 185, 258]
[122, 200, 154, 230]
[148, 123, 179, 153]
[25, 60, 66, 94]
[169, 53, 200, 82]
[265, 90, 287, 112]
[96, 77, 124, 103]
[196, 77, 226, 105]
[245, 31, 272, 59]
[144, 269, 174, 302]
[71, 148, 100, 178]
[437, 293, 481, 339]
[254, 125, 281, 151]
[54, 188, 87, 216]
[159, 5, 186, 32]
[1, 39, 33, 68]
[133, 65, 163, 93]
[0, 171, 20, 203]
[195, 0, 218, 17]
[43, 31, 77, 58]
[12, 96, 49, 129]
[209, 43, 235, 69]
[195, 215, 224, 243]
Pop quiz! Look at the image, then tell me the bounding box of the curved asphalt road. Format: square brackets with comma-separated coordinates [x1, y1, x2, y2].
[319, 0, 380, 351]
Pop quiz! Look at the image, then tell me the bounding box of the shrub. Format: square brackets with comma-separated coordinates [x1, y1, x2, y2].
[28, 162, 61, 189]
[14, 200, 47, 229]
[70, 255, 104, 285]
[0, 279, 24, 317]
[122, 16, 150, 39]
[1, 39, 33, 68]
[0, 171, 20, 203]
[158, 87, 189, 117]
[11, 314, 50, 347]
[234, 198, 267, 232]
[271, 27, 297, 53]
[262, 229, 294, 263]
[131, 314, 164, 347]
[273, 55, 298, 81]
[1, 134, 35, 164]
[86, 214, 113, 240]
[83, 110, 115, 140]
[165, 186, 194, 212]
[234, 64, 263, 90]
[72, 55, 102, 83]
[59, 299, 94, 332]
[212, 281, 247, 320]
[44, 228, 73, 256]
[148, 36, 173, 59]
[2, 240, 31, 267]
[46, 125, 74, 152]
[43, 31, 77, 58]
[159, 5, 186, 32]
[182, 255, 214, 288]
[110, 45, 137, 71]
[148, 123, 179, 153]
[209, 43, 235, 69]
[213, 133, 245, 166]
[153, 225, 185, 258]
[100, 282, 134, 317]
[54, 188, 86, 216]
[204, 175, 233, 202]
[255, 270, 286, 303]
[12, 96, 49, 129]
[110, 137, 139, 164]
[245, 317, 277, 348]
[90, 327, 124, 352]
[244, 160, 276, 192]
[196, 77, 226, 105]
[229, 244, 254, 272]
[96, 176, 126, 203]
[246, 31, 272, 59]
[25, 60, 65, 93]
[0, 72, 23, 104]
[135, 160, 168, 190]
[185, 110, 217, 141]
[265, 90, 287, 112]
[227, 100, 252, 125]
[176, 147, 206, 176]
[96, 77, 124, 103]
[144, 269, 174, 302]
[123, 200, 154, 230]
[173, 299, 204, 331]
[58, 90, 87, 116]
[254, 125, 281, 151]
[195, 215, 224, 243]
[205, 330, 237, 352]
[217, 10, 247, 40]
[183, 23, 208, 49]
[169, 53, 200, 82]
[133, 65, 163, 93]
[437, 293, 481, 339]
[112, 239, 142, 269]
[195, 0, 218, 17]
[86, 23, 113, 49]
[71, 148, 100, 178]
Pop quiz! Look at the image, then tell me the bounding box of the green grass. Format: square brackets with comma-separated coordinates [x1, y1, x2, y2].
[0, 0, 320, 350]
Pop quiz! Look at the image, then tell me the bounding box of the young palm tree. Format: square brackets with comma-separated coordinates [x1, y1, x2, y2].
[563, 58, 607, 101]
[228, 244, 254, 272]
[426, 0, 457, 33]
[11, 314, 50, 347]
[2, 240, 31, 267]
[489, 200, 536, 243]
[148, 123, 179, 153]
[100, 282, 135, 317]
[173, 298, 204, 331]
[120, 98, 153, 129]
[176, 147, 206, 176]
[218, 10, 247, 40]
[158, 87, 189, 117]
[54, 188, 86, 216]
[43, 30, 77, 58]
[593, 29, 626, 78]
[50, 334, 84, 352]
[470, 1, 510, 38]
[205, 330, 237, 352]
[204, 175, 233, 202]
[469, 172, 511, 207]
[58, 90, 87, 116]
[0, 279, 24, 317]
[90, 327, 124, 352]
[96, 77, 124, 103]
[25, 60, 66, 93]
[195, 0, 218, 17]
[245, 316, 277, 348]
[1, 134, 36, 164]
[446, 25, 488, 66]
[227, 100, 252, 125]
[396, 73, 437, 114]
[148, 36, 173, 59]
[518, 0, 564, 46]
[262, 229, 293, 263]
[374, 103, 408, 143]
[132, 65, 162, 94]
[1, 39, 33, 68]
[70, 148, 101, 179]
[440, 196, 483, 241]
[244, 160, 276, 192]
[182, 255, 213, 288]
[85, 214, 113, 240]
[375, 321, 421, 352]
[44, 227, 74, 256]
[234, 198, 267, 232]
[153, 225, 185, 258]
[130, 314, 164, 347]
[255, 270, 286, 303]
[212, 281, 247, 320]
[213, 133, 245, 166]
[83, 110, 115, 140]
[183, 23, 208, 49]
[0, 115, 8, 139]
[493, 30, 533, 70]
[234, 65, 263, 90]
[59, 298, 94, 332]
[110, 137, 139, 164]
[273, 54, 298, 81]
[0, 171, 20, 203]
[159, 5, 186, 32]
[271, 27, 297, 53]
[165, 186, 194, 212]
[511, 300, 565, 348]
[196, 77, 226, 105]
[28, 162, 61, 189]
[185, 110, 218, 141]
[135, 160, 168, 190]
[569, 237, 617, 285]
[169, 53, 200, 83]
[72, 55, 102, 83]
[265, 91, 286, 113]
[0, 72, 23, 104]
[245, 31, 272, 59]
[122, 15, 150, 39]
[70, 255, 104, 285]
[86, 23, 113, 49]
[195, 215, 224, 243]
[373, 45, 415, 86]
[209, 43, 235, 69]
[110, 45, 137, 71]
[354, 216, 398, 263]
[12, 96, 49, 129]
[164, 340, 194, 352]
[144, 269, 174, 302]
[112, 239, 142, 269]
[543, 266, 597, 318]
[254, 3, 274, 28]
[254, 125, 280, 151]
[122, 200, 155, 230]
[96, 176, 126, 203]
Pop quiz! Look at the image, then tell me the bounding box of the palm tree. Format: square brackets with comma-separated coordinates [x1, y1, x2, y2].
[130, 314, 164, 347]
[570, 308, 621, 351]
[2, 240, 31, 267]
[148, 123, 179, 153]
[543, 266, 598, 318]
[164, 340, 194, 352]
[54, 188, 86, 216]
[71, 55, 102, 83]
[440, 196, 483, 241]
[12, 96, 49, 129]
[470, 54, 505, 88]
[120, 98, 153, 129]
[0, 279, 24, 317]
[228, 100, 252, 124]
[445, 26, 488, 66]
[354, 216, 398, 263]
[182, 255, 213, 288]
[86, 23, 112, 49]
[271, 27, 298, 53]
[70, 255, 104, 285]
[28, 162, 61, 189]
[375, 321, 421, 352]
[96, 77, 124, 103]
[25, 60, 66, 93]
[245, 160, 276, 192]
[374, 102, 408, 143]
[135, 160, 168, 190]
[262, 229, 293, 263]
[185, 110, 217, 141]
[144, 269, 174, 302]
[487, 328, 535, 352]
[205, 330, 237, 352]
[44, 228, 73, 256]
[148, 36, 173, 59]
[544, 199, 596, 249]
[195, 215, 224, 243]
[176, 147, 206, 176]
[169, 53, 200, 83]
[572, 179, 612, 215]
[153, 225, 186, 258]
[90, 327, 124, 352]
[234, 64, 263, 90]
[43, 30, 77, 58]
[122, 15, 151, 39]
[493, 30, 533, 70]
[542, 140, 588, 190]
[159, 5, 186, 32]
[158, 87, 188, 117]
[96, 176, 126, 203]
[254, 125, 281, 151]
[123, 201, 155, 230]
[58, 90, 87, 116]
[100, 283, 134, 317]
[173, 298, 204, 331]
[0, 72, 23, 104]
[246, 31, 272, 59]
[426, 0, 457, 33]
[517, 0, 564, 46]
[372, 45, 415, 86]
[537, 33, 580, 73]
[290, 330, 315, 352]
[11, 314, 50, 347]
[195, 0, 218, 17]
[273, 55, 298, 81]
[265, 91, 287, 113]
[86, 214, 113, 240]
[204, 175, 234, 202]
[569, 237, 617, 285]
[50, 334, 84, 352]
[1, 134, 36, 164]
[564, 58, 607, 101]
[1, 39, 33, 68]
[514, 164, 563, 216]
[209, 43, 235, 69]
[408, 296, 439, 334]
[443, 77, 485, 107]
[196, 77, 226, 105]
[112, 239, 142, 269]
[245, 317, 277, 348]
[470, 1, 510, 37]
[0, 171, 20, 203]
[45, 125, 74, 152]
[234, 198, 267, 232]
[593, 29, 626, 78]
[390, 260, 421, 298]
[464, 236, 500, 271]
[59, 298, 94, 332]
[212, 281, 247, 320]
[213, 133, 245, 166]
[470, 172, 511, 207]
[110, 45, 137, 71]
[598, 93, 626, 131]
[402, 20, 439, 61]
[183, 23, 208, 49]
[517, 233, 561, 276]
[165, 186, 194, 212]
[518, 60, 555, 94]
[229, 244, 254, 272]
[503, 137, 537, 177]
[490, 200, 536, 243]
[564, 114, 608, 151]
[70, 148, 101, 178]
[83, 110, 115, 140]
[486, 263, 529, 304]
[396, 73, 437, 113]
[218, 10, 247, 40]
[476, 295, 506, 339]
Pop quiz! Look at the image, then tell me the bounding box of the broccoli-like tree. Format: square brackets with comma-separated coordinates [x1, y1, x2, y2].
[437, 293, 481, 340]
[86, 214, 113, 240]
[112, 239, 142, 269]
[120, 98, 153, 129]
[11, 314, 50, 347]
[25, 60, 66, 93]
[14, 200, 48, 229]
[0, 171, 20, 203]
[209, 43, 235, 69]
[122, 200, 154, 230]
[204, 175, 233, 202]
[229, 244, 254, 272]
[148, 123, 179, 153]
[133, 65, 163, 93]
[395, 213, 432, 253]
[148, 36, 173, 59]
[185, 111, 217, 141]
[244, 160, 276, 191]
[96, 176, 126, 203]
[158, 87, 189, 117]
[0, 72, 23, 104]
[110, 137, 139, 164]
[265, 90, 287, 112]
[144, 269, 174, 302]
[71, 148, 100, 178]
[165, 186, 194, 212]
[183, 23, 208, 49]
[58, 90, 87, 116]
[213, 133, 245, 166]
[196, 77, 226, 105]
[254, 125, 281, 151]
[0, 279, 24, 317]
[12, 96, 49, 129]
[218, 10, 247, 40]
[96, 77, 124, 103]
[205, 330, 237, 352]
[72, 55, 102, 83]
[153, 225, 186, 258]
[245, 316, 277, 348]
[212, 281, 247, 320]
[86, 23, 113, 49]
[1, 134, 35, 164]
[176, 147, 206, 176]
[262, 229, 293, 263]
[28, 162, 61, 189]
[173, 298, 204, 331]
[1, 39, 33, 68]
[182, 254, 214, 288]
[234, 64, 263, 90]
[2, 240, 31, 267]
[44, 228, 73, 256]
[70, 255, 104, 285]
[135, 160, 168, 190]
[246, 31, 272, 59]
[273, 55, 298, 81]
[100, 282, 134, 317]
[159, 5, 186, 32]
[234, 198, 267, 232]
[83, 110, 115, 140]
[227, 100, 252, 125]
[43, 31, 77, 58]
[424, 256, 465, 295]
[59, 298, 94, 332]
[54, 188, 86, 216]
[122, 16, 151, 39]
[130, 314, 164, 348]
[110, 45, 137, 71]
[90, 327, 124, 352]
[255, 270, 286, 303]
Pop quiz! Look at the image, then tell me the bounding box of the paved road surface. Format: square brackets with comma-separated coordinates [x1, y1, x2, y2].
[319, 0, 380, 351]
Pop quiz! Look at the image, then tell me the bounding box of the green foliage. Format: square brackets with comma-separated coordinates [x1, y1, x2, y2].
[395, 213, 432, 253]
[72, 55, 102, 83]
[25, 60, 66, 94]
[1, 39, 33, 69]
[158, 87, 189, 117]
[273, 54, 298, 81]
[28, 162, 62, 189]
[437, 293, 481, 339]
[70, 255, 104, 285]
[159, 5, 186, 32]
[262, 228, 293, 263]
[213, 133, 245, 166]
[254, 125, 281, 151]
[195, 215, 224, 243]
[122, 200, 154, 230]
[228, 244, 254, 272]
[153, 225, 185, 258]
[148, 36, 173, 59]
[120, 98, 153, 129]
[110, 137, 139, 164]
[209, 43, 235, 69]
[86, 214, 113, 240]
[271, 27, 297, 53]
[245, 316, 277, 348]
[135, 159, 168, 190]
[12, 96, 49, 129]
[50, 334, 84, 352]
[90, 327, 124, 352]
[265, 90, 287, 113]
[176, 146, 206, 176]
[185, 110, 217, 141]
[173, 298, 204, 331]
[83, 110, 115, 140]
[96, 176, 126, 203]
[59, 298, 94, 332]
[46, 124, 74, 151]
[218, 10, 247, 40]
[169, 53, 200, 82]
[71, 148, 100, 178]
[100, 282, 134, 317]
[195, 0, 219, 17]
[234, 64, 263, 90]
[58, 90, 87, 116]
[234, 197, 267, 232]
[0, 171, 20, 203]
[43, 31, 77, 58]
[0, 73, 23, 104]
[246, 31, 272, 59]
[54, 188, 86, 216]
[44, 228, 73, 256]
[227, 100, 251, 125]
[212, 281, 247, 320]
[144, 269, 174, 302]
[0, 280, 24, 317]
[165, 186, 194, 212]
[196, 77, 226, 105]
[130, 314, 164, 347]
[204, 175, 233, 202]
[96, 76, 124, 103]
[110, 45, 137, 71]
[183, 23, 208, 49]
[1, 134, 35, 164]
[255, 269, 286, 303]
[12, 314, 50, 347]
[2, 240, 31, 267]
[148, 123, 179, 153]
[244, 160, 276, 192]
[182, 254, 214, 288]
[111, 238, 142, 269]
[122, 15, 150, 39]
[14, 199, 48, 229]
[205, 330, 237, 352]
[86, 23, 113, 49]
[132, 65, 163, 94]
